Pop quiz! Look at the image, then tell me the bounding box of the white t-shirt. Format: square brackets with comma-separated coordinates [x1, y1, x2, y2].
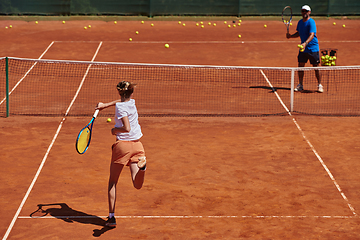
[114, 99, 143, 141]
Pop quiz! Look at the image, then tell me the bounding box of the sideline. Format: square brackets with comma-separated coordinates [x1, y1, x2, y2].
[1, 42, 103, 240]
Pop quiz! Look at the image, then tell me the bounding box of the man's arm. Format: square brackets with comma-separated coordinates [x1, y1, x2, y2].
[286, 31, 299, 39]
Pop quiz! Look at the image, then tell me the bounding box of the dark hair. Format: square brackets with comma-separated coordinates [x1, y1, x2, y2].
[116, 81, 136, 98]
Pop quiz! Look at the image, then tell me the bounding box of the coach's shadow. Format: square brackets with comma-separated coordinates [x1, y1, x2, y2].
[248, 86, 291, 92]
[30, 203, 113, 237]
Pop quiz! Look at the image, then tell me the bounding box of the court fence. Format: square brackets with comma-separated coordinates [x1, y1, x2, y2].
[0, 0, 359, 17]
[1, 57, 360, 118]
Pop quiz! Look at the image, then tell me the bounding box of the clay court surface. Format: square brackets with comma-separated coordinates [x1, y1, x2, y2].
[1, 17, 360, 239]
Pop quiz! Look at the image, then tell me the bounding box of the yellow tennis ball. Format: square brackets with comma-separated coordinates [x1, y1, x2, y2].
[182, 23, 186, 26]
[238, 20, 242, 23]
[165, 43, 169, 48]
[35, 21, 38, 24]
[62, 21, 65, 24]
[201, 25, 204, 28]
[208, 22, 211, 25]
[114, 21, 117, 24]
[151, 23, 154, 27]
[238, 34, 241, 38]
[238, 23, 241, 26]
[9, 25, 12, 28]
[88, 25, 91, 28]
[135, 31, 139, 34]
[5, 26, 8, 29]
[333, 22, 336, 25]
[200, 21, 203, 24]
[178, 21, 181, 24]
[290, 22, 292, 26]
[342, 24, 346, 27]
[141, 21, 144, 24]
[264, 24, 267, 28]
[129, 38, 132, 41]
[213, 23, 216, 26]
[84, 26, 87, 29]
[228, 25, 231, 28]
[224, 21, 227, 24]
[107, 118, 112, 122]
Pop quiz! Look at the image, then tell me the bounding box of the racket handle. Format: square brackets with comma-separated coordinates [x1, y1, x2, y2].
[93, 109, 100, 118]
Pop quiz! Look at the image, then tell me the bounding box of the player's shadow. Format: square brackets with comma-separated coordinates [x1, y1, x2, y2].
[248, 86, 291, 92]
[30, 203, 114, 237]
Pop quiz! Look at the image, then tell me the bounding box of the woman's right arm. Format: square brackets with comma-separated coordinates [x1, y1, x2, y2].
[96, 100, 121, 111]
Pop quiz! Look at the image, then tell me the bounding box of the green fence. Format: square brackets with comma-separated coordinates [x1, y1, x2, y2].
[0, 0, 359, 16]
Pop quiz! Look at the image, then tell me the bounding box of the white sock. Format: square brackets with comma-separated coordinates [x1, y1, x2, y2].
[109, 213, 115, 218]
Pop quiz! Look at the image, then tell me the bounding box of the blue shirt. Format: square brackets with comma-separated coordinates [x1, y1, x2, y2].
[296, 18, 319, 53]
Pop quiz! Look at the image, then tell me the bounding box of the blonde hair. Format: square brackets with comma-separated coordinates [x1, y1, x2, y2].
[116, 81, 136, 98]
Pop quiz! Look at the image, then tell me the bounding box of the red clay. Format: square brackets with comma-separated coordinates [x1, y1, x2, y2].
[1, 18, 360, 239]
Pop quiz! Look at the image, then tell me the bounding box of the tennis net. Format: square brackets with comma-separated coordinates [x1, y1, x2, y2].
[1, 57, 360, 117]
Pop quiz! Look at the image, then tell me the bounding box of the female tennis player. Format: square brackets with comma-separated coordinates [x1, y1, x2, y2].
[96, 81, 146, 227]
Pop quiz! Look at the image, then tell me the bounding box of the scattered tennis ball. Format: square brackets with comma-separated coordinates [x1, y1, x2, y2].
[224, 21, 227, 24]
[183, 23, 186, 26]
[84, 26, 87, 30]
[141, 21, 144, 24]
[228, 25, 231, 28]
[107, 118, 112, 122]
[264, 24, 267, 28]
[238, 23, 241, 26]
[213, 23, 216, 26]
[233, 24, 236, 27]
[35, 21, 38, 24]
[238, 20, 242, 23]
[5, 26, 8, 29]
[178, 21, 181, 24]
[208, 22, 211, 25]
[333, 56, 337, 60]
[201, 25, 204, 28]
[290, 22, 293, 26]
[9, 25, 12, 28]
[129, 38, 132, 41]
[165, 43, 169, 48]
[151, 23, 154, 27]
[342, 24, 346, 27]
[238, 34, 241, 38]
[62, 21, 65, 24]
[114, 21, 117, 24]
[333, 22, 336, 25]
[200, 21, 203, 24]
[135, 31, 139, 34]
[88, 25, 91, 28]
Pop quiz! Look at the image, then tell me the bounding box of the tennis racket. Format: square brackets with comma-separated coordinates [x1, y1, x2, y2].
[75, 109, 99, 154]
[282, 6, 292, 34]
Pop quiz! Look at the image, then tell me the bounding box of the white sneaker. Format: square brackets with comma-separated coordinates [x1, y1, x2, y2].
[294, 84, 303, 92]
[137, 156, 146, 170]
[317, 84, 324, 93]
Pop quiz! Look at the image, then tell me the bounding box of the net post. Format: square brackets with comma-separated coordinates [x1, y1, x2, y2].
[5, 57, 9, 117]
[290, 69, 294, 112]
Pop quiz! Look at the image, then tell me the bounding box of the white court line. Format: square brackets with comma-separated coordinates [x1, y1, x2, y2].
[1, 42, 103, 240]
[53, 40, 360, 44]
[18, 215, 357, 219]
[260, 70, 357, 217]
[0, 41, 54, 106]
[18, 215, 355, 219]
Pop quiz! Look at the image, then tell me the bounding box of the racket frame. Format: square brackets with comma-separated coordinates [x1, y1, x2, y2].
[75, 109, 99, 154]
[282, 6, 293, 34]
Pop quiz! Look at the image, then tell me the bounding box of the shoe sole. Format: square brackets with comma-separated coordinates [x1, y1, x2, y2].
[105, 223, 116, 227]
[137, 156, 146, 169]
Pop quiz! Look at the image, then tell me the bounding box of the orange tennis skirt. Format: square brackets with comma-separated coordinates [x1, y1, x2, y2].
[111, 139, 145, 166]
